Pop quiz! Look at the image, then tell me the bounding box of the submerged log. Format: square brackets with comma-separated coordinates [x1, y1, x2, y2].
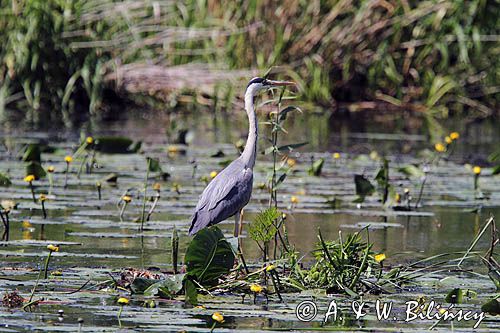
[105, 63, 257, 96]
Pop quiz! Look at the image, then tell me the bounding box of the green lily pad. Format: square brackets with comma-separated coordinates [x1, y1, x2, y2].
[482, 298, 500, 315]
[22, 144, 41, 162]
[0, 172, 12, 186]
[308, 158, 324, 176]
[94, 136, 138, 154]
[185, 226, 235, 285]
[143, 274, 185, 299]
[354, 174, 375, 202]
[26, 161, 46, 179]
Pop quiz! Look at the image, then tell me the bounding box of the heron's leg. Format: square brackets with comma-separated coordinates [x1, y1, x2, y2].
[238, 208, 245, 237]
[233, 210, 241, 237]
[233, 209, 249, 274]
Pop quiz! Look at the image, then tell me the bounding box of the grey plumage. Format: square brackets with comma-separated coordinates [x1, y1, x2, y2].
[188, 158, 253, 235]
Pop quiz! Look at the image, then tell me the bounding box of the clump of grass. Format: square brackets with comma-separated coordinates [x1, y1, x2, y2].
[290, 228, 379, 295]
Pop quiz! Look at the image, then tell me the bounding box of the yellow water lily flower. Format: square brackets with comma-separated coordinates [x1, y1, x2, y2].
[445, 136, 452, 144]
[24, 175, 35, 183]
[117, 297, 129, 305]
[167, 145, 178, 153]
[250, 284, 263, 293]
[291, 196, 299, 204]
[212, 312, 224, 323]
[287, 158, 296, 167]
[450, 132, 460, 140]
[64, 156, 73, 163]
[473, 166, 481, 175]
[86, 136, 94, 144]
[374, 253, 386, 263]
[210, 171, 218, 179]
[39, 194, 47, 202]
[47, 244, 59, 252]
[47, 166, 55, 173]
[369, 151, 379, 160]
[333, 152, 341, 159]
[122, 195, 132, 203]
[434, 143, 446, 153]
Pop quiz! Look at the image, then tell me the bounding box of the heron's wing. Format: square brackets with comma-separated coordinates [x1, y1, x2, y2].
[197, 160, 252, 211]
[189, 159, 253, 235]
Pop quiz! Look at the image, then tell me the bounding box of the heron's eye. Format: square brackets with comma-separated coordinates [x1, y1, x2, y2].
[262, 79, 270, 86]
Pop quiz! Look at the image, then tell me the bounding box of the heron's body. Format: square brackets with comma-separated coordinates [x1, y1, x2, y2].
[188, 77, 294, 236]
[188, 158, 253, 235]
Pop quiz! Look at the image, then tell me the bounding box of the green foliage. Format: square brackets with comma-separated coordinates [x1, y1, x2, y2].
[374, 158, 392, 205]
[0, 172, 12, 187]
[184, 226, 235, 286]
[25, 161, 46, 179]
[354, 175, 375, 202]
[1, 0, 498, 126]
[308, 158, 324, 177]
[482, 298, 500, 315]
[147, 157, 162, 173]
[399, 165, 425, 178]
[94, 137, 138, 154]
[0, 0, 108, 124]
[22, 144, 41, 163]
[248, 207, 280, 243]
[295, 229, 378, 295]
[143, 274, 185, 299]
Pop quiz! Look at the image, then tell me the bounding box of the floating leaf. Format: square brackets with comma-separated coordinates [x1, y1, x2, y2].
[130, 277, 160, 294]
[94, 137, 137, 154]
[354, 174, 375, 201]
[143, 274, 185, 299]
[308, 158, 324, 176]
[445, 288, 463, 304]
[185, 226, 235, 285]
[482, 298, 500, 315]
[399, 165, 425, 178]
[22, 144, 41, 163]
[210, 150, 225, 158]
[184, 278, 198, 306]
[147, 157, 162, 172]
[0, 172, 12, 187]
[102, 173, 118, 183]
[26, 161, 46, 179]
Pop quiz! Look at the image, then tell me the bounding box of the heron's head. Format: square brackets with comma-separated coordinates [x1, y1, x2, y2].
[246, 77, 295, 97]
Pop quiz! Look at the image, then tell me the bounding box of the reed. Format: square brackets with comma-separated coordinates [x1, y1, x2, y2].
[1, 0, 498, 127]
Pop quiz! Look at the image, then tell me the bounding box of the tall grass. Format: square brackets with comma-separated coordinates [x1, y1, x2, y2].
[0, 0, 498, 126]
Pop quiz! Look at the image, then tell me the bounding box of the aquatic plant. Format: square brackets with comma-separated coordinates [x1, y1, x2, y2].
[3, 1, 497, 129]
[292, 228, 379, 295]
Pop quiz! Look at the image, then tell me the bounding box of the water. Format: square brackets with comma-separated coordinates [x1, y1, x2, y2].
[1, 108, 499, 331]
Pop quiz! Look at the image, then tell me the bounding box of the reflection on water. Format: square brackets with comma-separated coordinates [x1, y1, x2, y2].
[1, 107, 499, 331]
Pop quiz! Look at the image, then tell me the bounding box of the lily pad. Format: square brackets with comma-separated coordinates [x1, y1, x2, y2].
[0, 172, 12, 186]
[26, 161, 46, 179]
[185, 226, 235, 285]
[94, 137, 138, 154]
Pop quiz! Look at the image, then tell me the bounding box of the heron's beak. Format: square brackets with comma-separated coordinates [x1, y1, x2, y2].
[267, 80, 296, 87]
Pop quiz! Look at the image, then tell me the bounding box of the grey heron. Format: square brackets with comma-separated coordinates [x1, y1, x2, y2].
[188, 77, 295, 236]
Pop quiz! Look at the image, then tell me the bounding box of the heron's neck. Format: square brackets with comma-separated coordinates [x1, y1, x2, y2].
[241, 90, 258, 168]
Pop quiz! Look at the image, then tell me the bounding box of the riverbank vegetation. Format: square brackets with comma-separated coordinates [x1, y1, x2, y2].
[1, 0, 499, 128]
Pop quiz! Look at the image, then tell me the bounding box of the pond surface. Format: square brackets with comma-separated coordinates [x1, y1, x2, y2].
[1, 108, 499, 331]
